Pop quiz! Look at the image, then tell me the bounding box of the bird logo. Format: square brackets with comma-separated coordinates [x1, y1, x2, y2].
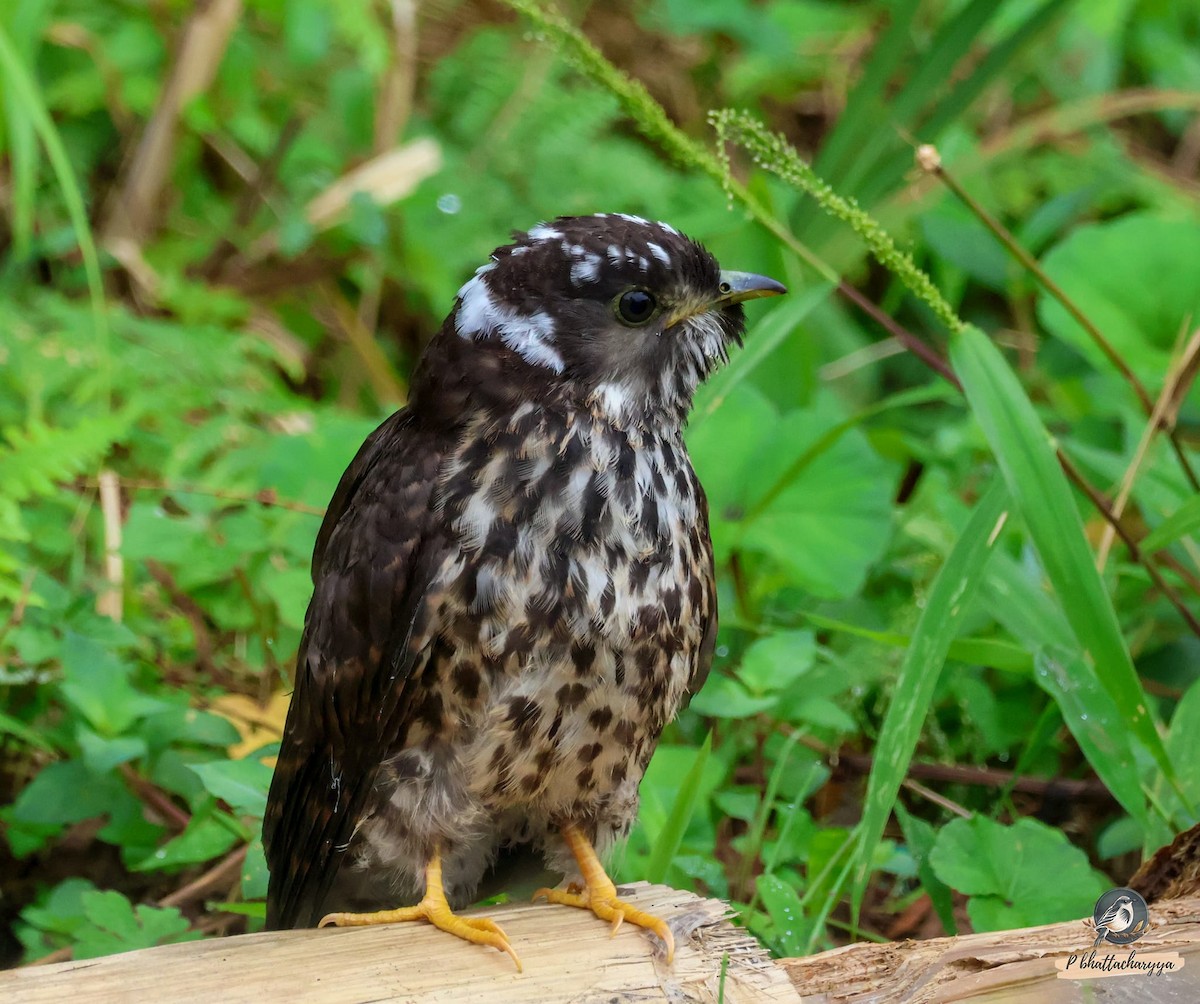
[1091, 888, 1149, 947]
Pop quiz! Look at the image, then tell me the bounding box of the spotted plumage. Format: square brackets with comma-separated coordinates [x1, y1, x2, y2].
[263, 214, 784, 942]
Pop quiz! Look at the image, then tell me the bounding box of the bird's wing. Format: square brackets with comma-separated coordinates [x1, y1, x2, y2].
[263, 408, 451, 929]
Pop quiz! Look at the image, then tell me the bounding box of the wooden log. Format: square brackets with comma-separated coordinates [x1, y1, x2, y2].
[781, 894, 1200, 1002]
[7, 886, 1200, 1002]
[0, 883, 800, 1004]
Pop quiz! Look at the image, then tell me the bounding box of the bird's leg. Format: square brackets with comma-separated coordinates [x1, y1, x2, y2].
[319, 847, 522, 970]
[533, 822, 675, 962]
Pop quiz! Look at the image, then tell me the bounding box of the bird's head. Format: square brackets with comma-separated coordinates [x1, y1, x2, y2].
[414, 214, 785, 428]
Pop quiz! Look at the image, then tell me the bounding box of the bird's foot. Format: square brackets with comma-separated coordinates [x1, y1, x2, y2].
[319, 850, 522, 970]
[533, 880, 674, 961]
[320, 900, 521, 970]
[533, 823, 674, 962]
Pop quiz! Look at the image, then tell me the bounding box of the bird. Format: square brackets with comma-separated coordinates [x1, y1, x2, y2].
[1092, 894, 1135, 946]
[262, 213, 785, 969]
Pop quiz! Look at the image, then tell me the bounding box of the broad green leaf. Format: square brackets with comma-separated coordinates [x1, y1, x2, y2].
[60, 633, 167, 737]
[1038, 214, 1200, 386]
[1165, 678, 1200, 816]
[692, 386, 894, 599]
[188, 758, 274, 818]
[73, 891, 200, 959]
[930, 817, 1106, 931]
[688, 674, 778, 718]
[77, 728, 147, 774]
[737, 630, 816, 696]
[134, 815, 240, 872]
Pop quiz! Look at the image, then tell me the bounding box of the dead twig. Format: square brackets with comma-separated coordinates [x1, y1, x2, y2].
[158, 845, 249, 909]
[118, 763, 192, 831]
[102, 0, 243, 246]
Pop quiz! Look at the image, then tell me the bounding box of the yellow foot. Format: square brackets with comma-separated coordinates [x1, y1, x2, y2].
[534, 824, 675, 962]
[319, 850, 522, 971]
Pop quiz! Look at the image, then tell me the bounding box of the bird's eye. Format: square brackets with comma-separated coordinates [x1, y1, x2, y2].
[615, 289, 657, 326]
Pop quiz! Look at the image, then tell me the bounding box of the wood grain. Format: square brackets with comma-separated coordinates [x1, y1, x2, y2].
[1, 883, 800, 1004]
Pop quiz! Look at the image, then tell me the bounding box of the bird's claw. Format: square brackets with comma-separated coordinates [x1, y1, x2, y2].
[533, 882, 674, 961]
[320, 897, 522, 971]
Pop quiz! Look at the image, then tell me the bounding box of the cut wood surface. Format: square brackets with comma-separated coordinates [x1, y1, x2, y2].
[783, 893, 1200, 1003]
[0, 883, 800, 1004]
[6, 886, 1200, 1003]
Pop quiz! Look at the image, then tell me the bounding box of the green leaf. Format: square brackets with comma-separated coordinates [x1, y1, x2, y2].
[77, 727, 148, 774]
[1140, 494, 1200, 553]
[60, 632, 166, 736]
[134, 815, 240, 872]
[850, 479, 1009, 913]
[688, 674, 778, 718]
[754, 873, 810, 957]
[950, 325, 1177, 798]
[896, 806, 956, 936]
[1032, 647, 1145, 825]
[7, 760, 128, 829]
[929, 817, 1106, 930]
[692, 387, 894, 598]
[1166, 678, 1200, 815]
[188, 758, 275, 818]
[241, 833, 270, 900]
[737, 630, 816, 696]
[73, 890, 200, 960]
[645, 732, 711, 884]
[1038, 214, 1200, 386]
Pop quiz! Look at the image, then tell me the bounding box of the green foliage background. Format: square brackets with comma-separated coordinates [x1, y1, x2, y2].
[2, 0, 1199, 966]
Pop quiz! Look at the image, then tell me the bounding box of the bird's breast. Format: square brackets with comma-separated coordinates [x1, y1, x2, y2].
[422, 405, 714, 816]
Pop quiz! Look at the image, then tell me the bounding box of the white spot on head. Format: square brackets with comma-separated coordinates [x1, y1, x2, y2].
[528, 223, 564, 241]
[637, 255, 650, 272]
[655, 220, 679, 236]
[570, 251, 602, 285]
[647, 242, 671, 266]
[616, 213, 649, 225]
[606, 243, 624, 266]
[510, 245, 531, 256]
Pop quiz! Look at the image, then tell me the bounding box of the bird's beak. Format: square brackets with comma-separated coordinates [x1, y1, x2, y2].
[663, 270, 787, 329]
[714, 270, 787, 306]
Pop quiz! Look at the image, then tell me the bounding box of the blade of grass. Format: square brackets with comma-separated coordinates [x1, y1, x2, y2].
[856, 0, 1076, 211]
[1140, 494, 1200, 553]
[0, 19, 109, 408]
[949, 325, 1181, 798]
[979, 549, 1154, 832]
[811, 0, 921, 187]
[849, 477, 1010, 917]
[1, 0, 54, 262]
[644, 731, 712, 885]
[835, 0, 1000, 202]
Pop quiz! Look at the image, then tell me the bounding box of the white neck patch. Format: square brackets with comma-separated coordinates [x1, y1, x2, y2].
[454, 263, 564, 373]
